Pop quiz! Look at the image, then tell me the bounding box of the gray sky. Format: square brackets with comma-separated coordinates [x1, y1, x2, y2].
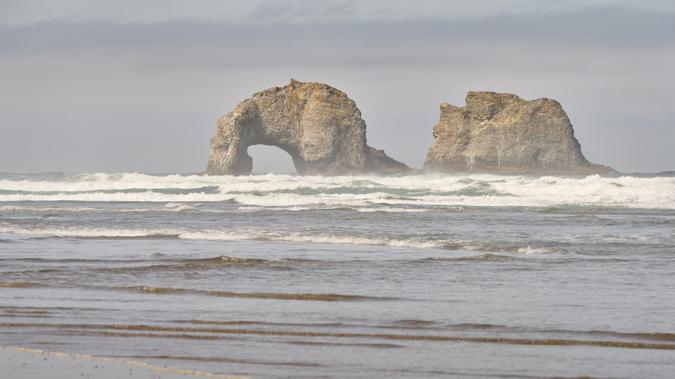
[1, 0, 674, 173]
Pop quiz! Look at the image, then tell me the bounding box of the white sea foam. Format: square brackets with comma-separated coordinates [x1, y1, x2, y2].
[1, 173, 674, 209]
[164, 202, 198, 212]
[0, 225, 573, 254]
[0, 226, 449, 250]
[182, 231, 449, 249]
[516, 246, 555, 255]
[353, 207, 428, 213]
[0, 205, 102, 212]
[0, 226, 172, 238]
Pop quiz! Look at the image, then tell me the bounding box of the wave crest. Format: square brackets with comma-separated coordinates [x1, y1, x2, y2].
[0, 226, 564, 254]
[1, 173, 674, 209]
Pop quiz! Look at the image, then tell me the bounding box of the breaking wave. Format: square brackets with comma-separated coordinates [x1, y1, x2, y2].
[0, 226, 453, 249]
[0, 172, 674, 209]
[91, 256, 309, 273]
[0, 226, 564, 255]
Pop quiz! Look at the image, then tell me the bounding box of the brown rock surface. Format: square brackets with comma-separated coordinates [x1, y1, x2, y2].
[207, 80, 408, 175]
[424, 92, 615, 175]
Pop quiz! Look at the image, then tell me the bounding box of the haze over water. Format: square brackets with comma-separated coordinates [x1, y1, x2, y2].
[1, 172, 675, 378]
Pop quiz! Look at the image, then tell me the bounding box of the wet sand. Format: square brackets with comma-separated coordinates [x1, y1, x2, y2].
[0, 346, 242, 379]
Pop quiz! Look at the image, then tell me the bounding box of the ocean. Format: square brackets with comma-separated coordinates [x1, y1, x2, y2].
[1, 172, 674, 378]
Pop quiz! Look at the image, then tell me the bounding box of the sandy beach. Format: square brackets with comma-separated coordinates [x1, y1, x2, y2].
[0, 346, 242, 379]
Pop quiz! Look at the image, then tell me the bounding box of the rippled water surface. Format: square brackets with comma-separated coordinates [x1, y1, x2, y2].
[1, 172, 674, 378]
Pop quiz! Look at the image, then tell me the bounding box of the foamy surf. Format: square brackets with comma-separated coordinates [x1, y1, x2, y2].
[516, 246, 556, 254]
[1, 172, 674, 209]
[0, 226, 567, 256]
[0, 226, 451, 250]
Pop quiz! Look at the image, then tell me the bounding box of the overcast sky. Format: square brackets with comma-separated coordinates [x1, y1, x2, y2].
[1, 0, 674, 173]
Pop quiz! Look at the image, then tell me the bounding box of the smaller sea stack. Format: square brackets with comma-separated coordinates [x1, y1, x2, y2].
[424, 92, 615, 175]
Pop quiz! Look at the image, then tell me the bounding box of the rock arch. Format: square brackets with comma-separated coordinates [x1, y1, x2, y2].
[207, 80, 408, 176]
[247, 144, 298, 174]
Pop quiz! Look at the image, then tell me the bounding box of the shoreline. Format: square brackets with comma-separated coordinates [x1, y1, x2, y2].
[0, 346, 244, 379]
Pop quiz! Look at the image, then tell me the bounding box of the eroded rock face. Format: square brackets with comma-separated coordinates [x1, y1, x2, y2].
[207, 80, 408, 175]
[424, 92, 615, 175]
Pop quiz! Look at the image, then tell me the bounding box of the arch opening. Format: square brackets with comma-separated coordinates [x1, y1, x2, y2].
[206, 80, 409, 176]
[247, 144, 299, 175]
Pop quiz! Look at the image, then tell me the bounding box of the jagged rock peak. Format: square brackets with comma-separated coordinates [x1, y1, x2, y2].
[424, 91, 616, 175]
[207, 79, 409, 176]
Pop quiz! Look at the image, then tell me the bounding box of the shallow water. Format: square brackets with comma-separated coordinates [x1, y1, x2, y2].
[1, 172, 674, 378]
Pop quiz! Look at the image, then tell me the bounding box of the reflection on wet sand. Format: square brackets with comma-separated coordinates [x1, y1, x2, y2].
[2, 322, 675, 351]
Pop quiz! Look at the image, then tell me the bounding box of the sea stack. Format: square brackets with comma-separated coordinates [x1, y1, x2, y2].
[424, 92, 615, 175]
[207, 79, 409, 176]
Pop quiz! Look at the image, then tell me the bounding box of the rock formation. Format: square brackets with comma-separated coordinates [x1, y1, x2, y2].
[207, 80, 409, 176]
[424, 92, 615, 175]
